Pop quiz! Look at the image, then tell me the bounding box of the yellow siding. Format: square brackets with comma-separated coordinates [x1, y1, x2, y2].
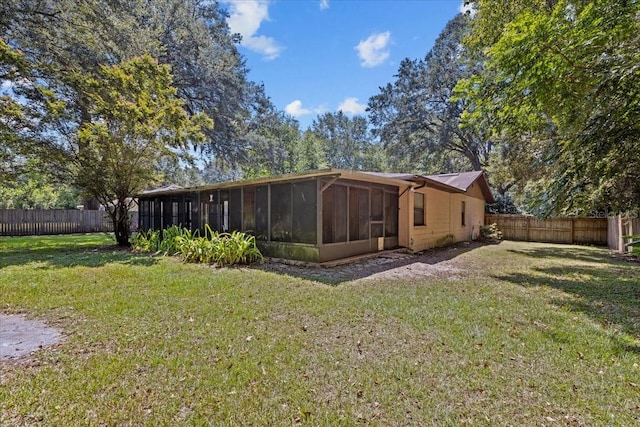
[405, 184, 486, 252]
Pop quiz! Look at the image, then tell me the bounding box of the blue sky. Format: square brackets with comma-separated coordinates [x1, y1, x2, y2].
[222, 0, 468, 129]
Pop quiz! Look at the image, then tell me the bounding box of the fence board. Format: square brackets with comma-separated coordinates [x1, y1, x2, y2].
[0, 209, 117, 236]
[485, 214, 607, 245]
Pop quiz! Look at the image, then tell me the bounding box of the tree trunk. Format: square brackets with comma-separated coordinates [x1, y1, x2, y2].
[110, 202, 131, 246]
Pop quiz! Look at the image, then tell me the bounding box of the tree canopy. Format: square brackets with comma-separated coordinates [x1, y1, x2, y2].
[75, 55, 211, 245]
[368, 14, 491, 174]
[458, 0, 640, 215]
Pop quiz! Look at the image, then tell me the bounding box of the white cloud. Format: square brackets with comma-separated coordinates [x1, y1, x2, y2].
[1, 80, 13, 90]
[285, 100, 312, 117]
[355, 31, 391, 67]
[285, 100, 327, 117]
[319, 0, 329, 10]
[226, 0, 282, 60]
[337, 97, 367, 115]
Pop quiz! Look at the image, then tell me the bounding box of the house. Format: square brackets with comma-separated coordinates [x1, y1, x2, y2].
[137, 168, 494, 262]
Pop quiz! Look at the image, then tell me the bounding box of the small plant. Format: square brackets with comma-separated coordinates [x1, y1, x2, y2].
[158, 225, 190, 255]
[480, 223, 503, 242]
[131, 229, 160, 252]
[625, 234, 640, 256]
[134, 224, 263, 266]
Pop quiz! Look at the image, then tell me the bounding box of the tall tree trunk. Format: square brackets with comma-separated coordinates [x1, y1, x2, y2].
[109, 202, 131, 246]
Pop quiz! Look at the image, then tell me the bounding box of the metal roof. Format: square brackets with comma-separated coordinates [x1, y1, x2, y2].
[139, 168, 494, 203]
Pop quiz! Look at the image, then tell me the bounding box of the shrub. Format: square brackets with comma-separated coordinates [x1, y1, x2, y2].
[158, 225, 194, 256]
[131, 229, 160, 252]
[134, 224, 263, 266]
[480, 223, 503, 243]
[626, 234, 640, 256]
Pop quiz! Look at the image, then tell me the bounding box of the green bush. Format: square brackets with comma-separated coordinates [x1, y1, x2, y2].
[626, 234, 640, 256]
[480, 223, 503, 242]
[133, 224, 263, 266]
[131, 229, 161, 252]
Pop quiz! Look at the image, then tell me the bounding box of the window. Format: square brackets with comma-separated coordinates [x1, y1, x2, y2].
[172, 201, 179, 226]
[255, 186, 269, 240]
[219, 191, 229, 232]
[229, 189, 242, 231]
[461, 201, 466, 226]
[140, 200, 149, 230]
[149, 200, 155, 230]
[322, 184, 347, 244]
[334, 185, 347, 243]
[292, 181, 317, 244]
[243, 187, 255, 232]
[185, 201, 192, 229]
[384, 192, 398, 237]
[349, 188, 360, 241]
[358, 189, 370, 240]
[201, 202, 209, 229]
[371, 189, 384, 221]
[414, 193, 425, 226]
[322, 185, 334, 244]
[271, 183, 292, 242]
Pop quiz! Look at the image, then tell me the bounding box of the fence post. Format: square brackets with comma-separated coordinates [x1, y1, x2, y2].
[618, 215, 624, 253]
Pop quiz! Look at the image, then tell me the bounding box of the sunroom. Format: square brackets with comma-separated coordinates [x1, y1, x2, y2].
[138, 170, 411, 262]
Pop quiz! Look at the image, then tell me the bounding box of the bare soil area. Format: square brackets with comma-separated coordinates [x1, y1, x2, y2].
[256, 241, 483, 284]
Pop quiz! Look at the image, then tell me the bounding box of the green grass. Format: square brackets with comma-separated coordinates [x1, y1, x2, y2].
[1, 236, 640, 425]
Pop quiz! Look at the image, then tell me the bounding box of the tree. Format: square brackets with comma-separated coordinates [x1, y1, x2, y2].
[240, 90, 303, 177]
[1, 0, 254, 177]
[0, 159, 81, 209]
[368, 14, 491, 174]
[133, 0, 254, 162]
[458, 0, 640, 215]
[71, 55, 211, 245]
[298, 130, 329, 171]
[310, 111, 385, 171]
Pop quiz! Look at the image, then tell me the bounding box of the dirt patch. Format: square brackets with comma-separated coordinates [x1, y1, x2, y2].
[256, 242, 482, 284]
[0, 314, 62, 362]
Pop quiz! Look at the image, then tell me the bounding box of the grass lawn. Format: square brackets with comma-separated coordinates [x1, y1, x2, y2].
[1, 234, 640, 425]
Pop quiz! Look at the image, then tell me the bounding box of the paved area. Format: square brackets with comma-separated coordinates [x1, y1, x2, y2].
[0, 315, 62, 361]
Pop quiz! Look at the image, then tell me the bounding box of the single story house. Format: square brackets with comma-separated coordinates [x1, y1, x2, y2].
[137, 168, 494, 262]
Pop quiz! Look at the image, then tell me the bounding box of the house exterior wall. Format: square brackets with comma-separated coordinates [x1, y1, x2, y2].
[405, 184, 486, 252]
[138, 175, 404, 263]
[138, 171, 491, 262]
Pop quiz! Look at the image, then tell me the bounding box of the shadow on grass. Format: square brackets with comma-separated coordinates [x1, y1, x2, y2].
[0, 237, 159, 269]
[507, 245, 617, 264]
[253, 242, 482, 285]
[495, 248, 640, 351]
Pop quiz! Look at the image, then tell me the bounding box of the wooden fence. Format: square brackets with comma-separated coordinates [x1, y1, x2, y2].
[607, 215, 640, 253]
[485, 214, 608, 245]
[0, 209, 116, 236]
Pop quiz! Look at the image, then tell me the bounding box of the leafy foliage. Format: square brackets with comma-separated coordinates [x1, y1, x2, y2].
[368, 14, 490, 173]
[133, 224, 263, 266]
[0, 160, 81, 209]
[458, 0, 640, 215]
[626, 235, 640, 257]
[310, 111, 387, 171]
[479, 223, 503, 242]
[71, 56, 211, 246]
